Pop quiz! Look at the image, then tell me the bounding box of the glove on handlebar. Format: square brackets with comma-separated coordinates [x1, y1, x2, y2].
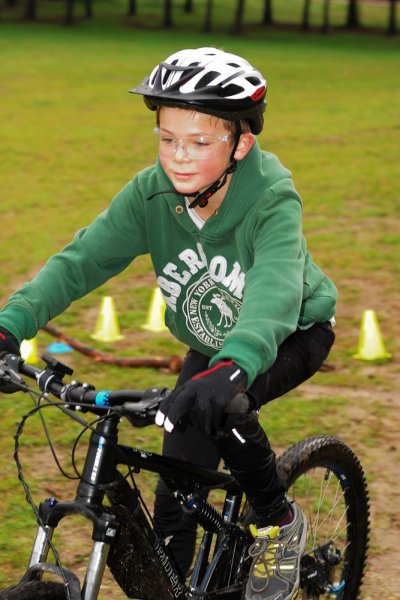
[0, 326, 20, 355]
[155, 360, 247, 436]
[0, 326, 21, 393]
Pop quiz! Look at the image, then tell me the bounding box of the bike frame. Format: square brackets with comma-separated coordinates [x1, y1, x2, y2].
[0, 353, 370, 600]
[23, 412, 249, 600]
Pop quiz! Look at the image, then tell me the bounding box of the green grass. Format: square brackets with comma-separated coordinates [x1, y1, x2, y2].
[0, 6, 399, 594]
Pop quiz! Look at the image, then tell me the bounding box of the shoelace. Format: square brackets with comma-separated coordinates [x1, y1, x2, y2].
[248, 524, 281, 577]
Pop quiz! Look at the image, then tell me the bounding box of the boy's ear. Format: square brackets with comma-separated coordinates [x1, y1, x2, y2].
[234, 133, 255, 161]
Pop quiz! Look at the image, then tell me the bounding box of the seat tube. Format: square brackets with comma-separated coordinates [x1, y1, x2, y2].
[82, 540, 110, 600]
[28, 524, 54, 568]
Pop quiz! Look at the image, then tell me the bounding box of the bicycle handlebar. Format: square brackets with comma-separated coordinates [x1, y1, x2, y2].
[0, 352, 249, 421]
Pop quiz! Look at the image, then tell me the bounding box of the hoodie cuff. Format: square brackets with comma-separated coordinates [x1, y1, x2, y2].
[0, 304, 38, 344]
[209, 339, 266, 387]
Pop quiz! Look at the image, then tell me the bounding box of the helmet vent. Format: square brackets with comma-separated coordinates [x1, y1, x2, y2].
[194, 71, 219, 89]
[246, 76, 262, 85]
[162, 67, 171, 86]
[219, 83, 242, 97]
[150, 69, 158, 86]
[227, 62, 241, 68]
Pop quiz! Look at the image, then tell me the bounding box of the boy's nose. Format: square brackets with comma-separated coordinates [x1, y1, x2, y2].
[173, 142, 190, 161]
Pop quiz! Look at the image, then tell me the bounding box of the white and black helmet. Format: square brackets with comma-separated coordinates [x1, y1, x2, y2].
[130, 47, 267, 134]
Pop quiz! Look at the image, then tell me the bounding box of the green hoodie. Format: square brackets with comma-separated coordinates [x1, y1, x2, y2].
[0, 142, 336, 385]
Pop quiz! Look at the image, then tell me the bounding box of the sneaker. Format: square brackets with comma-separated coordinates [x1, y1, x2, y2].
[245, 501, 307, 600]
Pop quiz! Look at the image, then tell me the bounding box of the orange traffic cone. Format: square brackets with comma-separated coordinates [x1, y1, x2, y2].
[142, 288, 169, 333]
[353, 309, 391, 362]
[21, 338, 39, 364]
[91, 296, 124, 343]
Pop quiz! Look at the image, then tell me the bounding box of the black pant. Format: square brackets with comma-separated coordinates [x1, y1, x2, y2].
[154, 321, 335, 577]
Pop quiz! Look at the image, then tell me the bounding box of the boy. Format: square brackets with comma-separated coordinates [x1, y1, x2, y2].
[0, 48, 337, 600]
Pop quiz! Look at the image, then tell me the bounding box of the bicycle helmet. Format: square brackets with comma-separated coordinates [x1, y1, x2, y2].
[130, 47, 266, 134]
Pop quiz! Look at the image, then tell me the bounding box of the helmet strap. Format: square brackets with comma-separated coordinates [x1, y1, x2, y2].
[187, 159, 236, 209]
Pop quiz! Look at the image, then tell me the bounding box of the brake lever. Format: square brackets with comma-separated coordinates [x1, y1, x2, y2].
[0, 353, 25, 391]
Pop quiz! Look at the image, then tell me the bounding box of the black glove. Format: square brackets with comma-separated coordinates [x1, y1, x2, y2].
[0, 326, 20, 355]
[0, 326, 21, 393]
[155, 360, 247, 436]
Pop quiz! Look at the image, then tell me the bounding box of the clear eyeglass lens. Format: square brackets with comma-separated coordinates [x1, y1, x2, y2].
[153, 128, 232, 160]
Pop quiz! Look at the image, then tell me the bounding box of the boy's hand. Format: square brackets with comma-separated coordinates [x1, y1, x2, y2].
[155, 360, 247, 436]
[0, 326, 21, 393]
[0, 326, 20, 356]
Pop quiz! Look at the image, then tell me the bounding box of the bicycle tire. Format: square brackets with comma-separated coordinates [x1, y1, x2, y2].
[276, 435, 370, 600]
[0, 580, 67, 600]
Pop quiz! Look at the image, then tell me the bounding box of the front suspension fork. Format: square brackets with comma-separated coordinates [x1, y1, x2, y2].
[27, 497, 118, 600]
[28, 523, 54, 567]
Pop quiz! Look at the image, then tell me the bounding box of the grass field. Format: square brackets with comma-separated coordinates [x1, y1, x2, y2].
[0, 7, 399, 598]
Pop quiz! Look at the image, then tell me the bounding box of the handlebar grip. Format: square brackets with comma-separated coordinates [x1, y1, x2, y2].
[226, 392, 249, 414]
[0, 351, 23, 372]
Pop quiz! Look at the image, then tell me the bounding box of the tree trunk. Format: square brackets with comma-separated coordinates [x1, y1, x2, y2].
[184, 0, 193, 13]
[127, 0, 136, 16]
[301, 0, 311, 30]
[84, 0, 92, 18]
[203, 0, 212, 32]
[387, 0, 397, 35]
[322, 0, 330, 33]
[263, 0, 273, 25]
[346, 0, 359, 28]
[24, 0, 36, 20]
[163, 0, 173, 27]
[232, 0, 245, 34]
[65, 0, 74, 25]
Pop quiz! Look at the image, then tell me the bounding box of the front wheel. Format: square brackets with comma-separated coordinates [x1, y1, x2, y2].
[0, 581, 68, 599]
[277, 435, 370, 599]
